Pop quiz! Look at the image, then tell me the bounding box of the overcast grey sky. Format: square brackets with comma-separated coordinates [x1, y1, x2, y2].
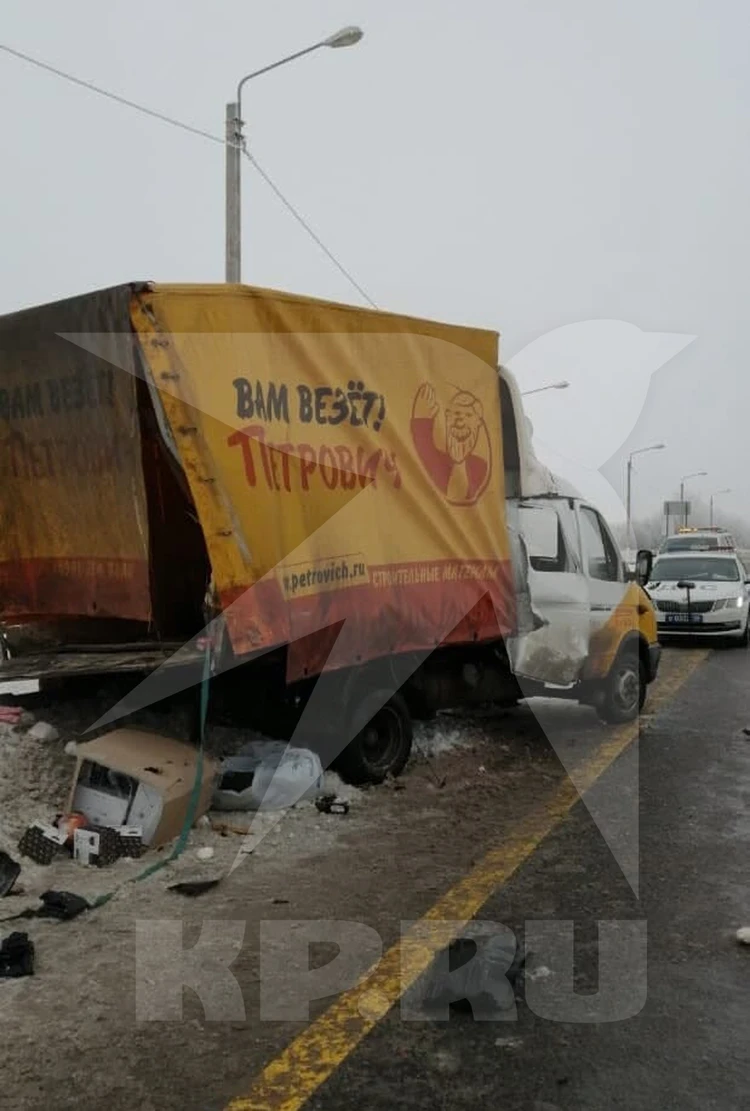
[1, 0, 747, 522]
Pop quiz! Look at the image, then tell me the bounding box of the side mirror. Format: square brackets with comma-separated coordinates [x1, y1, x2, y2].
[635, 549, 653, 587]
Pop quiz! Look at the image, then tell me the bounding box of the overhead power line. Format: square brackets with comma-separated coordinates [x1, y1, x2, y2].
[0, 40, 377, 307]
[243, 151, 378, 307]
[0, 41, 225, 146]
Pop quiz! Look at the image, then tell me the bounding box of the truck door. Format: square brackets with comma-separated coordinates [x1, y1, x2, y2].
[576, 504, 635, 678]
[508, 503, 590, 686]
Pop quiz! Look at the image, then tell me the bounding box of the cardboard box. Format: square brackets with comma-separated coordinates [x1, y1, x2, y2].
[67, 730, 218, 848]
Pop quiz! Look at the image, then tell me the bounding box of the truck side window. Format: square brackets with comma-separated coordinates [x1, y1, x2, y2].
[580, 507, 621, 582]
[520, 507, 570, 573]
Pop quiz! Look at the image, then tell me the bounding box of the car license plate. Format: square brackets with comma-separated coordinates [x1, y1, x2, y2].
[664, 613, 703, 624]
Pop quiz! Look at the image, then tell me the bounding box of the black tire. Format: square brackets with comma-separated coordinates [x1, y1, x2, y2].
[337, 689, 413, 785]
[598, 647, 647, 725]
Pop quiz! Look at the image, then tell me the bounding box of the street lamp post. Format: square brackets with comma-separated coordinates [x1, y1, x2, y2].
[520, 380, 570, 396]
[709, 488, 731, 527]
[225, 26, 364, 283]
[679, 470, 708, 528]
[625, 443, 666, 538]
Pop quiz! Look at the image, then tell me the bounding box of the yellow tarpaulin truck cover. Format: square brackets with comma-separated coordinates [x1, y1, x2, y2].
[132, 285, 516, 681]
[0, 285, 151, 623]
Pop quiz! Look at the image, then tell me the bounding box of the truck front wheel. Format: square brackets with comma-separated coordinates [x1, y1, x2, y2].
[337, 690, 413, 785]
[598, 648, 647, 725]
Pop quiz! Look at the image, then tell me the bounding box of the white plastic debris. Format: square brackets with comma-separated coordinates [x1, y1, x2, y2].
[0, 679, 39, 697]
[735, 926, 750, 945]
[196, 846, 214, 862]
[495, 1036, 524, 1050]
[212, 743, 323, 811]
[27, 721, 59, 743]
[64, 741, 78, 757]
[527, 965, 553, 981]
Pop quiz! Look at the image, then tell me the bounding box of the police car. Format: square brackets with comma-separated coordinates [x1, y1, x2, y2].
[649, 549, 750, 644]
[659, 527, 736, 554]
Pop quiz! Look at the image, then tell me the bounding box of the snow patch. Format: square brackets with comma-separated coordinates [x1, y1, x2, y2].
[413, 716, 489, 757]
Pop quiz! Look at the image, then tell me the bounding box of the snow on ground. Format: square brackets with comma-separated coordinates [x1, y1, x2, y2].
[0, 697, 370, 910]
[413, 712, 496, 757]
[0, 687, 509, 912]
[0, 718, 74, 857]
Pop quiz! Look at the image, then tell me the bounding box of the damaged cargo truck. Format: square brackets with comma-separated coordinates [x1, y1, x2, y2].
[0, 283, 660, 781]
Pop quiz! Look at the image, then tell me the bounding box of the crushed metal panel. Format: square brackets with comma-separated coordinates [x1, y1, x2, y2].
[507, 501, 590, 686]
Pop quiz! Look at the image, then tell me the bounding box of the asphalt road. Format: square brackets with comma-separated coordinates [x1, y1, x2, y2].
[4, 646, 749, 1111]
[297, 645, 750, 1111]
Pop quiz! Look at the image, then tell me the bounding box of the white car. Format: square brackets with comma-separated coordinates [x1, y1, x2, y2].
[648, 550, 750, 644]
[659, 528, 736, 554]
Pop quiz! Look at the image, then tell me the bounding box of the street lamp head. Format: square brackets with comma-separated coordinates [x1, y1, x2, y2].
[629, 442, 665, 460]
[325, 25, 364, 48]
[520, 380, 570, 396]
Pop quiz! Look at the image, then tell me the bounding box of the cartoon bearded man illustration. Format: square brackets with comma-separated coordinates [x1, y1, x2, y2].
[410, 383, 490, 504]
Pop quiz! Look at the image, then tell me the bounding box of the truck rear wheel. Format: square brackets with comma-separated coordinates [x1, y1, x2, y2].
[337, 689, 413, 785]
[598, 647, 646, 725]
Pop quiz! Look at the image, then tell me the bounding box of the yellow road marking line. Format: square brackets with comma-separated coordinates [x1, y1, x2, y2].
[227, 649, 708, 1111]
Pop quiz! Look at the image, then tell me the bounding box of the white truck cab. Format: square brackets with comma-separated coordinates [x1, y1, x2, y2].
[499, 366, 661, 722]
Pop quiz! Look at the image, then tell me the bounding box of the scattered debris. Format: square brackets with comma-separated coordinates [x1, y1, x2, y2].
[26, 721, 59, 744]
[0, 705, 23, 726]
[168, 879, 221, 898]
[0, 852, 20, 897]
[413, 717, 485, 757]
[495, 1036, 524, 1049]
[196, 846, 214, 862]
[0, 891, 91, 926]
[319, 770, 362, 803]
[315, 796, 350, 816]
[735, 926, 750, 945]
[526, 964, 553, 981]
[213, 743, 323, 811]
[0, 679, 39, 698]
[68, 730, 217, 848]
[118, 827, 146, 858]
[419, 935, 525, 1019]
[209, 819, 250, 837]
[36, 890, 90, 922]
[57, 813, 88, 843]
[18, 822, 67, 866]
[0, 932, 34, 978]
[73, 827, 122, 867]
